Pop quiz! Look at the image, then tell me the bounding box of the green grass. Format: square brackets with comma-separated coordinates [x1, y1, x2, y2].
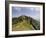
[12, 20, 34, 31]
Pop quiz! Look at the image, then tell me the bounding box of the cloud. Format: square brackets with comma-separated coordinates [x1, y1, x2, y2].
[30, 7, 40, 12]
[35, 7, 40, 12]
[30, 8, 34, 11]
[14, 7, 21, 11]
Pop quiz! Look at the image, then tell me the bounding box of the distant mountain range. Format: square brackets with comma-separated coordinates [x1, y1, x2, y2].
[12, 15, 40, 31]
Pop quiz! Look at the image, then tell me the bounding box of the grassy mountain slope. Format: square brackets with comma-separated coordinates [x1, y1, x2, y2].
[12, 15, 40, 31]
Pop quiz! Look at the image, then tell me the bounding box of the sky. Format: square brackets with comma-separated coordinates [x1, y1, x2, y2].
[12, 7, 40, 20]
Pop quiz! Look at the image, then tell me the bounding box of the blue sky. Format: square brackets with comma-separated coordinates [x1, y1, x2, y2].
[12, 7, 40, 19]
